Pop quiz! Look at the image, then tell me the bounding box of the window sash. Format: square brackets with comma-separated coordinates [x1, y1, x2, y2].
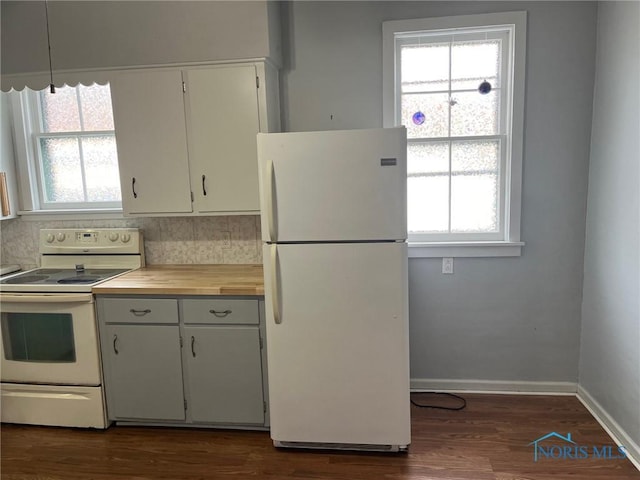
[394, 25, 513, 242]
[20, 86, 122, 210]
[33, 131, 120, 209]
[407, 135, 506, 242]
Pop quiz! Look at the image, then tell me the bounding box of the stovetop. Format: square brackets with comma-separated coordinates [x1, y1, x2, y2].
[0, 228, 144, 294]
[0, 267, 133, 293]
[1, 268, 130, 286]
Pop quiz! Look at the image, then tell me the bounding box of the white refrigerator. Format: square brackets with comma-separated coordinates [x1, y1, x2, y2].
[258, 127, 410, 452]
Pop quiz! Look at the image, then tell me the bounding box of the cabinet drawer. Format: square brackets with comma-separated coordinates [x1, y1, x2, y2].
[101, 298, 179, 325]
[182, 299, 259, 325]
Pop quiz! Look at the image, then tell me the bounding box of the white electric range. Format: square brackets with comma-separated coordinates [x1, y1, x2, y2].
[0, 228, 144, 428]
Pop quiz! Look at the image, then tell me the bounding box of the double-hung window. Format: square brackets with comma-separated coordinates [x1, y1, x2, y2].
[10, 83, 122, 212]
[383, 12, 526, 257]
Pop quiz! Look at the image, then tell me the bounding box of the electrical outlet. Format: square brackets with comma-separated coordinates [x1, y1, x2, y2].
[220, 231, 231, 249]
[442, 257, 454, 274]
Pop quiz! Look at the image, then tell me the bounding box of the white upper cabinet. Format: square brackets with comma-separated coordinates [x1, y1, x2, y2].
[185, 65, 261, 214]
[110, 61, 279, 217]
[110, 69, 193, 215]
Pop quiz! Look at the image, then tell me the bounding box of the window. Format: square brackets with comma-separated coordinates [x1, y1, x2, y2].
[383, 12, 526, 257]
[10, 83, 122, 212]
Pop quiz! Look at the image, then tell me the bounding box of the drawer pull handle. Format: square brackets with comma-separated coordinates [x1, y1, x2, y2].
[113, 335, 119, 355]
[191, 336, 196, 357]
[130, 308, 151, 316]
[209, 309, 232, 318]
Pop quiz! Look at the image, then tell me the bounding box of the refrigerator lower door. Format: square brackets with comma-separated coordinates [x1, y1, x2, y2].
[263, 242, 410, 450]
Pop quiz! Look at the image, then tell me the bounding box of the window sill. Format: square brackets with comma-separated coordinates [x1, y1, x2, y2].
[17, 209, 124, 221]
[408, 241, 524, 258]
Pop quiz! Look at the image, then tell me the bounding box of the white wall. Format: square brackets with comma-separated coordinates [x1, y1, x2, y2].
[282, 1, 598, 384]
[579, 1, 640, 448]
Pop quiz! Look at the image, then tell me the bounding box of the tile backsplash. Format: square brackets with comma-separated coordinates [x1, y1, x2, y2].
[0, 216, 263, 269]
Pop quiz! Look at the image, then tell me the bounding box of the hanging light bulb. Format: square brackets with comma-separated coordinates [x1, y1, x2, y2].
[44, 0, 55, 93]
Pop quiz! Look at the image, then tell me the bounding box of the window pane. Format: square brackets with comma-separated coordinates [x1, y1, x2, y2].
[402, 93, 449, 138]
[451, 40, 501, 90]
[451, 140, 499, 173]
[451, 140, 500, 232]
[81, 136, 121, 201]
[450, 90, 499, 136]
[408, 175, 449, 233]
[401, 43, 449, 93]
[39, 137, 84, 202]
[79, 84, 115, 131]
[408, 141, 449, 175]
[40, 86, 81, 132]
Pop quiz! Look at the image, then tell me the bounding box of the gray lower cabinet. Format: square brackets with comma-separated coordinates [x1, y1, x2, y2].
[184, 326, 264, 424]
[97, 296, 267, 428]
[103, 324, 185, 421]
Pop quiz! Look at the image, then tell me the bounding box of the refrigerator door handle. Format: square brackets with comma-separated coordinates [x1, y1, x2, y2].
[266, 159, 276, 241]
[271, 244, 281, 324]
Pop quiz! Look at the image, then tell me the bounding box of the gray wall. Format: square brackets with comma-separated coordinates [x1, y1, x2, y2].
[1, 1, 604, 386]
[1, 1, 280, 75]
[282, 1, 597, 382]
[579, 2, 640, 446]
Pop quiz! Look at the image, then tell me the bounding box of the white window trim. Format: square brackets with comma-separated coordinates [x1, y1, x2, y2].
[383, 11, 526, 258]
[8, 87, 124, 217]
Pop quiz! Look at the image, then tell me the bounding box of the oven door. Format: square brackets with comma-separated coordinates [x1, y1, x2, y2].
[0, 293, 101, 386]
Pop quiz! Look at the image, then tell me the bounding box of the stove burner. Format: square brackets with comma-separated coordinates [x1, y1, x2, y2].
[4, 275, 49, 284]
[57, 276, 101, 284]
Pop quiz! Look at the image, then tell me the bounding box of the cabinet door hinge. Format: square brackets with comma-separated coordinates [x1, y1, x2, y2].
[182, 81, 186, 93]
[256, 76, 260, 89]
[184, 399, 188, 411]
[263, 401, 267, 413]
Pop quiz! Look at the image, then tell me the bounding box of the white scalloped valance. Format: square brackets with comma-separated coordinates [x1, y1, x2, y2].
[1, 69, 113, 92]
[1, 59, 271, 93]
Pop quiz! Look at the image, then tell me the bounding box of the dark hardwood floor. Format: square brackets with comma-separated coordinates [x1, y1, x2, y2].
[1, 394, 638, 479]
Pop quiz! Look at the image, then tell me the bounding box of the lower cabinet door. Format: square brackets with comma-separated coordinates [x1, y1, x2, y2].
[103, 325, 185, 421]
[183, 326, 264, 424]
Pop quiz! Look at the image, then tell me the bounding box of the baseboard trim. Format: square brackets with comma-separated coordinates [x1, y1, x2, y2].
[410, 378, 577, 395]
[576, 385, 640, 471]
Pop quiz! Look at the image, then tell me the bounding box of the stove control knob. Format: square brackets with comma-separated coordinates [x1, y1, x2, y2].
[109, 232, 119, 242]
[56, 232, 66, 242]
[46, 233, 55, 243]
[121, 233, 131, 243]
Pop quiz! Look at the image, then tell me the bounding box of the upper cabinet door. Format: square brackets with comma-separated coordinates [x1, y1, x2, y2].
[185, 66, 261, 214]
[111, 70, 193, 215]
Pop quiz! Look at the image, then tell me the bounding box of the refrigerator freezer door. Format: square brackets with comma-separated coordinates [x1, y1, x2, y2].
[258, 127, 407, 242]
[263, 242, 410, 447]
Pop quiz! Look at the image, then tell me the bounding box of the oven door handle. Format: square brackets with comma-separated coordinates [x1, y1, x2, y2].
[0, 294, 94, 304]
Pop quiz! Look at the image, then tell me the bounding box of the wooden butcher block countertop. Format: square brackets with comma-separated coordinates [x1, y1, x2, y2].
[92, 264, 264, 296]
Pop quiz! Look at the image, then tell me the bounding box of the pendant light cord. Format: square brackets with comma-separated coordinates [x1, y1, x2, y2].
[44, 0, 55, 93]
